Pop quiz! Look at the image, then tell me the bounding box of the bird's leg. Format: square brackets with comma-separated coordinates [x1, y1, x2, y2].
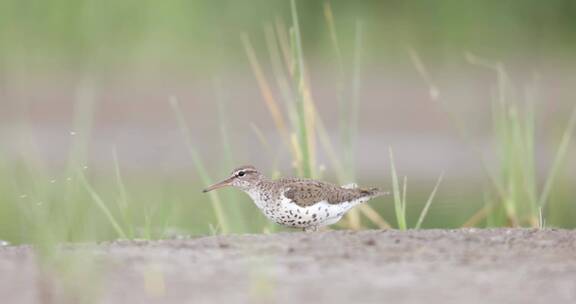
[303, 226, 319, 233]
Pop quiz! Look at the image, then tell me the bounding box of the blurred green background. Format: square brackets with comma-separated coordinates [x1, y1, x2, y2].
[2, 0, 576, 69]
[0, 0, 575, 245]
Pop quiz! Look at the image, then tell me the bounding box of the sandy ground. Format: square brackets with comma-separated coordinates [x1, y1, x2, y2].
[1, 229, 575, 304]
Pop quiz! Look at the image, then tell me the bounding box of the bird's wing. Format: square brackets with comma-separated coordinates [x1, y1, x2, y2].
[282, 180, 380, 207]
[282, 180, 331, 207]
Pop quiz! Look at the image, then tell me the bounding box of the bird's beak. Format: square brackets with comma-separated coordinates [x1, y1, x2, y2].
[202, 177, 234, 193]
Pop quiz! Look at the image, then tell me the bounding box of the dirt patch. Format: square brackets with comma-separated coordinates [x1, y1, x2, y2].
[1, 229, 575, 304]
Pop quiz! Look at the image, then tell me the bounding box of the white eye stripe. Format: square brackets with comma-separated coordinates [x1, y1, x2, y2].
[235, 169, 255, 176]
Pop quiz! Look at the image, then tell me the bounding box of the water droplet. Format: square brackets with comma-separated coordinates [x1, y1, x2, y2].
[0, 240, 9, 246]
[70, 131, 77, 136]
[50, 179, 56, 184]
[19, 194, 28, 199]
[83, 166, 88, 170]
[66, 177, 72, 181]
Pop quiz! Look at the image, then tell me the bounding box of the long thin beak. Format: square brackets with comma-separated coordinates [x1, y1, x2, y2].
[202, 177, 234, 193]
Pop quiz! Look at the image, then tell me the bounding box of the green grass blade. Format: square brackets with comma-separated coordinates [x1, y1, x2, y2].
[348, 20, 364, 178]
[415, 172, 444, 229]
[170, 97, 229, 234]
[389, 148, 407, 230]
[538, 106, 576, 209]
[538, 207, 546, 229]
[290, 0, 312, 178]
[241, 33, 290, 142]
[264, 24, 295, 110]
[323, 2, 348, 176]
[402, 175, 408, 226]
[112, 147, 134, 238]
[78, 171, 127, 239]
[213, 77, 235, 168]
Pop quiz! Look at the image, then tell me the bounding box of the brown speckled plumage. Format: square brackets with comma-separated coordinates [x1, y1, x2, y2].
[280, 178, 382, 207]
[203, 165, 388, 232]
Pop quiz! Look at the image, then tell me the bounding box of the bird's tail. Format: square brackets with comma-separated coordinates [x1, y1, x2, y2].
[360, 187, 390, 198]
[341, 183, 389, 198]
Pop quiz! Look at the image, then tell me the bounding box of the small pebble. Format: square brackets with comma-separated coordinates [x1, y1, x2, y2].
[364, 239, 377, 246]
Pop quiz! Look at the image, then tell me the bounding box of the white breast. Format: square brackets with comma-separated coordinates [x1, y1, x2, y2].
[245, 188, 366, 228]
[283, 199, 352, 227]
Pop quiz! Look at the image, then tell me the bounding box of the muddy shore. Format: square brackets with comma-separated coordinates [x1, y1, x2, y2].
[1, 229, 575, 304]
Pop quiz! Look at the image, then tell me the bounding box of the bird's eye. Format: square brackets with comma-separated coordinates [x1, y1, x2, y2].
[237, 171, 245, 177]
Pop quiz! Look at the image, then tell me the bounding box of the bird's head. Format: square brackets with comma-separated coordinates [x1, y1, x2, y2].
[202, 165, 263, 193]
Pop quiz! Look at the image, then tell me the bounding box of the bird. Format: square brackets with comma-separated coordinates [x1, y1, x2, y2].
[203, 165, 387, 232]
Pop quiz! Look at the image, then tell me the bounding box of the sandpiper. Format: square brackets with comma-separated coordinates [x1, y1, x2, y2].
[203, 165, 387, 232]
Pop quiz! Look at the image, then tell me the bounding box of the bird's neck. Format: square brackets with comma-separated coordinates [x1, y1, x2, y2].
[243, 178, 273, 209]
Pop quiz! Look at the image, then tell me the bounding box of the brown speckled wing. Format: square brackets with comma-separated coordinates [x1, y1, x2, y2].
[282, 179, 381, 207]
[283, 181, 330, 207]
